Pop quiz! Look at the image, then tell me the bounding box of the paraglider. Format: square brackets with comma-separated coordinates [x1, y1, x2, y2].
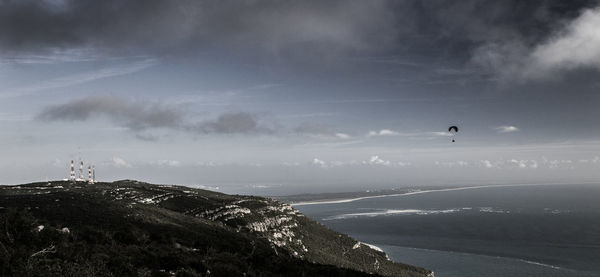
[448, 125, 458, 142]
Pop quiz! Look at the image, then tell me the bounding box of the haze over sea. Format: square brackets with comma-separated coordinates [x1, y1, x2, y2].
[294, 184, 600, 277]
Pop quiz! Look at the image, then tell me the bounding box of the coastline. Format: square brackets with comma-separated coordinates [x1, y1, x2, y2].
[381, 244, 563, 270]
[290, 183, 554, 206]
[292, 183, 600, 276]
[372, 244, 600, 277]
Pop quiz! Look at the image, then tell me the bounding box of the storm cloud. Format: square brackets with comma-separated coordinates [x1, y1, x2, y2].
[0, 0, 398, 58]
[187, 112, 274, 135]
[36, 96, 271, 136]
[36, 96, 183, 131]
[2, 0, 597, 70]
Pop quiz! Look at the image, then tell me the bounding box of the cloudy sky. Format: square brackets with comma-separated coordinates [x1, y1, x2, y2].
[1, 0, 600, 194]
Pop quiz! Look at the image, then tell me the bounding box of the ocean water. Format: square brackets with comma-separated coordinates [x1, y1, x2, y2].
[294, 184, 600, 277]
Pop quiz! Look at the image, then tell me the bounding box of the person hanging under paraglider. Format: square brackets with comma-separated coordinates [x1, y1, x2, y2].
[448, 125, 458, 142]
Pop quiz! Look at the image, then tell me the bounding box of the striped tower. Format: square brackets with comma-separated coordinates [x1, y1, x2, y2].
[70, 160, 75, 182]
[87, 166, 93, 184]
[79, 160, 84, 180]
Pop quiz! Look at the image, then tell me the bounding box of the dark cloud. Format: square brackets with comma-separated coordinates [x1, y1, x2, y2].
[0, 0, 189, 52]
[187, 112, 274, 134]
[36, 96, 271, 136]
[36, 96, 182, 131]
[0, 0, 398, 58]
[3, 0, 594, 63]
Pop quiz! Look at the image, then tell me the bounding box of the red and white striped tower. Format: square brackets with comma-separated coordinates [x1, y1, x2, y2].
[70, 160, 75, 182]
[87, 166, 93, 184]
[79, 160, 84, 180]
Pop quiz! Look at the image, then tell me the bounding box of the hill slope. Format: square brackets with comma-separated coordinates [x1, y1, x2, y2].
[0, 180, 432, 277]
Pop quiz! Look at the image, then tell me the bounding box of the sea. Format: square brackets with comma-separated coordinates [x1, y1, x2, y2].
[293, 184, 600, 277]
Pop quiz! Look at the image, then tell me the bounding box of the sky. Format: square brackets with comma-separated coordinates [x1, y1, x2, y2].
[1, 0, 600, 194]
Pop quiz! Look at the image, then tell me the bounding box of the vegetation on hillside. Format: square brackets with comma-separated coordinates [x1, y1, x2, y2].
[0, 180, 431, 277]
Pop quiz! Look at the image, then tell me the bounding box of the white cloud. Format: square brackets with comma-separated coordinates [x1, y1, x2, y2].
[530, 160, 539, 169]
[309, 156, 408, 168]
[481, 160, 495, 168]
[434, 160, 469, 168]
[367, 129, 400, 137]
[367, 129, 450, 138]
[378, 129, 399, 136]
[363, 155, 391, 166]
[495, 126, 519, 133]
[475, 6, 600, 79]
[510, 159, 526, 168]
[154, 160, 182, 167]
[308, 157, 411, 168]
[508, 159, 538, 169]
[335, 133, 351, 139]
[543, 158, 574, 169]
[312, 158, 326, 168]
[196, 161, 223, 167]
[437, 159, 543, 169]
[527, 8, 600, 76]
[111, 156, 132, 168]
[428, 131, 452, 137]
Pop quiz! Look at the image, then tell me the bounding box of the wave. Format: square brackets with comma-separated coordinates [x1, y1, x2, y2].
[517, 259, 562, 270]
[322, 208, 467, 220]
[479, 207, 510, 213]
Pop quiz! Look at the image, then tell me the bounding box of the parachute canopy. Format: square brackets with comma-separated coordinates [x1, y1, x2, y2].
[448, 125, 458, 142]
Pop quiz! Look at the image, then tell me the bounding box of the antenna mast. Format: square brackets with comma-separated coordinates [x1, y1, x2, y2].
[69, 160, 75, 182]
[87, 166, 91, 184]
[79, 160, 84, 180]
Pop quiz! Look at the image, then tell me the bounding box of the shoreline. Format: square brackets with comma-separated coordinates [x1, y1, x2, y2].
[377, 244, 566, 271]
[290, 183, 558, 206]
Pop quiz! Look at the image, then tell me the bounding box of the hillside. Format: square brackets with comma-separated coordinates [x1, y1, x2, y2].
[0, 180, 432, 277]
